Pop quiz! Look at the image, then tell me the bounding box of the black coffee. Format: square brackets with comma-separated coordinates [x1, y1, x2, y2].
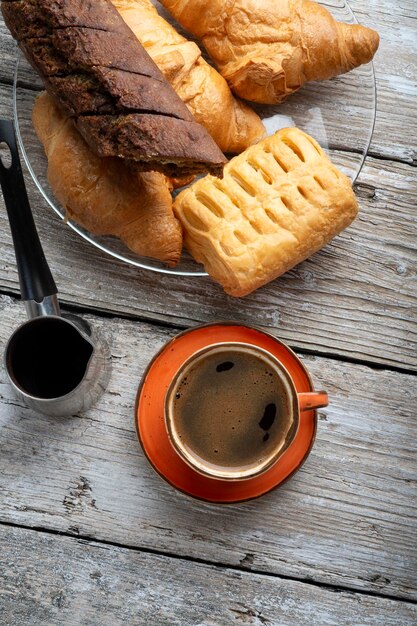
[172, 349, 292, 470]
[8, 318, 93, 399]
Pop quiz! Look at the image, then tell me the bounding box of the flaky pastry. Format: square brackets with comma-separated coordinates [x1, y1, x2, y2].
[174, 128, 358, 296]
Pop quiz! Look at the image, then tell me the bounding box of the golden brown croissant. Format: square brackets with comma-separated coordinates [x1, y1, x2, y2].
[33, 92, 183, 267]
[111, 0, 265, 153]
[174, 128, 358, 296]
[159, 0, 380, 104]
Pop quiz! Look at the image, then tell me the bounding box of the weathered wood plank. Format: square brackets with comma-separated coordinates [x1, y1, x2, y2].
[1, 525, 416, 626]
[346, 0, 417, 164]
[0, 0, 416, 163]
[1, 79, 416, 370]
[0, 295, 415, 600]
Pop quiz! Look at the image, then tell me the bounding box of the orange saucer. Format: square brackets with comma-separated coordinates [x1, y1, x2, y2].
[135, 324, 317, 503]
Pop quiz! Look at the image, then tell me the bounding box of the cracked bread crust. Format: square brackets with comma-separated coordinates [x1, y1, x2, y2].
[44, 68, 194, 119]
[2, 0, 128, 39]
[76, 114, 229, 177]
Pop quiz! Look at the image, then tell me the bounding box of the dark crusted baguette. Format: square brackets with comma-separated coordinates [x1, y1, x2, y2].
[1, 0, 227, 177]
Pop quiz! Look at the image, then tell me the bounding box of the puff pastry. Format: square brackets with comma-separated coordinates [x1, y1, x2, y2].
[174, 128, 358, 296]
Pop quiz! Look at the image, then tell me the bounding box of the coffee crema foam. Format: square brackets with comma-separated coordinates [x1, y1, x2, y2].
[172, 349, 292, 471]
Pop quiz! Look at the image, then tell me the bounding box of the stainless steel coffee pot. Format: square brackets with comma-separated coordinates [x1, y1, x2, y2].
[0, 119, 111, 416]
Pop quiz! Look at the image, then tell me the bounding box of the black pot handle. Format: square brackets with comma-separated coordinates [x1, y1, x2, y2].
[0, 119, 57, 302]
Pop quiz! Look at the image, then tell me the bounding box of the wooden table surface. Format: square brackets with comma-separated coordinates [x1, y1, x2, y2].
[0, 1, 416, 624]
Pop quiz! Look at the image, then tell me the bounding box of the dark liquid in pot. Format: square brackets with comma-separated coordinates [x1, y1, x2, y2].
[172, 349, 292, 470]
[8, 318, 93, 399]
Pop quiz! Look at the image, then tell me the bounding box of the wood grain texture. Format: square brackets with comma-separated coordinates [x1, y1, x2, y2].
[0, 0, 416, 163]
[0, 296, 416, 600]
[1, 79, 416, 370]
[0, 2, 416, 621]
[345, 0, 417, 164]
[1, 525, 417, 626]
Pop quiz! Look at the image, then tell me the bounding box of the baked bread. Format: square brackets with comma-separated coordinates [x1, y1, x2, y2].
[33, 92, 183, 266]
[174, 128, 358, 296]
[159, 0, 380, 104]
[1, 0, 227, 177]
[111, 0, 265, 154]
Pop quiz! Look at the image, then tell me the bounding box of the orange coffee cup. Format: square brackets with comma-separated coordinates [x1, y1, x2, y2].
[164, 342, 328, 481]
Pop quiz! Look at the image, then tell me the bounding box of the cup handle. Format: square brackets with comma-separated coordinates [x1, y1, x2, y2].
[298, 391, 328, 412]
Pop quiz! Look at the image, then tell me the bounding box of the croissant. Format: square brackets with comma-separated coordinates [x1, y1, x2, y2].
[111, 0, 265, 153]
[174, 128, 358, 296]
[33, 92, 183, 267]
[159, 0, 380, 104]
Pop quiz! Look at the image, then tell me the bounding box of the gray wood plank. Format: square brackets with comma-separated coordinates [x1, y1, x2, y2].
[1, 78, 416, 370]
[348, 0, 417, 164]
[0, 0, 416, 163]
[0, 295, 416, 600]
[1, 525, 416, 626]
